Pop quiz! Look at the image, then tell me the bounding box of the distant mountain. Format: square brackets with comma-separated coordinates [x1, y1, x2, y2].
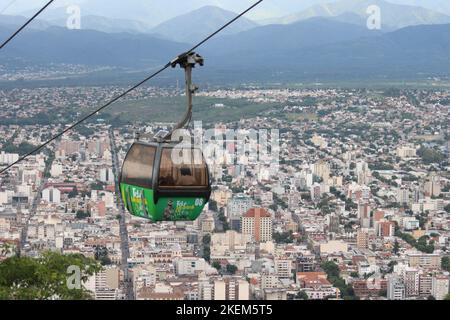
[0, 26, 186, 67]
[151, 6, 258, 44]
[2, 16, 450, 82]
[0, 14, 52, 30]
[263, 0, 450, 30]
[205, 22, 450, 79]
[201, 17, 381, 56]
[389, 0, 450, 16]
[16, 0, 332, 25]
[48, 15, 154, 34]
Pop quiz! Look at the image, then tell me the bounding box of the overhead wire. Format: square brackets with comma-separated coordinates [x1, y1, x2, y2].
[0, 0, 56, 50]
[0, 0, 264, 175]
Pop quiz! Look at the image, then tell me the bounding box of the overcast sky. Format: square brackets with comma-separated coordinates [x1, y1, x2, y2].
[1, 0, 450, 22]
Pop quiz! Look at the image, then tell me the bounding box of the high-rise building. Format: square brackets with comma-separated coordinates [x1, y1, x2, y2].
[419, 273, 433, 296]
[274, 257, 292, 279]
[201, 213, 215, 234]
[407, 253, 441, 269]
[84, 267, 122, 300]
[226, 194, 254, 219]
[356, 229, 369, 249]
[432, 275, 450, 300]
[396, 145, 417, 159]
[99, 167, 114, 183]
[403, 268, 420, 297]
[397, 187, 410, 205]
[213, 278, 249, 300]
[377, 220, 395, 237]
[358, 201, 371, 228]
[42, 187, 61, 204]
[241, 208, 272, 243]
[387, 275, 406, 300]
[424, 174, 441, 197]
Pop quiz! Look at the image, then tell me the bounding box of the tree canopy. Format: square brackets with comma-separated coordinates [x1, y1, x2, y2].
[0, 251, 101, 300]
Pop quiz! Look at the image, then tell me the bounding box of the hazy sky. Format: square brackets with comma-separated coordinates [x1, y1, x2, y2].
[1, 0, 450, 23]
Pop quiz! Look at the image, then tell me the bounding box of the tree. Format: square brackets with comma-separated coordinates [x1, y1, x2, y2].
[441, 257, 450, 272]
[212, 262, 221, 270]
[94, 246, 111, 266]
[393, 240, 400, 255]
[226, 264, 238, 275]
[417, 146, 445, 164]
[76, 210, 90, 220]
[68, 188, 79, 199]
[444, 204, 450, 214]
[273, 231, 294, 244]
[296, 291, 309, 300]
[321, 261, 356, 299]
[202, 234, 211, 245]
[0, 243, 14, 257]
[208, 200, 218, 212]
[0, 251, 101, 300]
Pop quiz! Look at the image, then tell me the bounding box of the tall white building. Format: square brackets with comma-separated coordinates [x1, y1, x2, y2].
[226, 194, 254, 219]
[432, 275, 449, 300]
[0, 152, 19, 165]
[213, 278, 249, 300]
[99, 167, 114, 183]
[387, 276, 406, 300]
[397, 187, 410, 205]
[42, 187, 61, 204]
[84, 268, 121, 300]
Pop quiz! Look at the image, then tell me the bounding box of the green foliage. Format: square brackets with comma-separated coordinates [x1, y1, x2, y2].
[68, 188, 79, 199]
[208, 200, 218, 212]
[417, 146, 445, 164]
[273, 231, 294, 244]
[369, 162, 394, 170]
[226, 264, 238, 275]
[94, 246, 111, 266]
[444, 204, 450, 213]
[90, 182, 106, 191]
[2, 142, 37, 155]
[321, 261, 356, 299]
[212, 261, 221, 270]
[442, 257, 450, 272]
[218, 212, 229, 231]
[393, 240, 400, 255]
[0, 251, 101, 300]
[75, 210, 90, 220]
[202, 234, 211, 263]
[395, 230, 435, 253]
[296, 290, 309, 300]
[202, 234, 211, 245]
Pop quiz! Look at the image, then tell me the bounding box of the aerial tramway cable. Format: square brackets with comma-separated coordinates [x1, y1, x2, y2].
[0, 0, 56, 50]
[0, 0, 264, 175]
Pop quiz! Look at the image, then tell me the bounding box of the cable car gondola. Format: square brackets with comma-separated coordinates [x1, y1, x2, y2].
[119, 52, 211, 222]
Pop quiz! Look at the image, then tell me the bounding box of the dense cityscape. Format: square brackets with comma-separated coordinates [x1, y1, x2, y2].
[0, 85, 449, 300]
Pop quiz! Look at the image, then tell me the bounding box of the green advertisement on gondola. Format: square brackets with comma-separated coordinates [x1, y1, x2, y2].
[120, 183, 206, 221]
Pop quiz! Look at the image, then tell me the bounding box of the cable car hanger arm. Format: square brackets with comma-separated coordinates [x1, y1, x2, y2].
[138, 52, 204, 143]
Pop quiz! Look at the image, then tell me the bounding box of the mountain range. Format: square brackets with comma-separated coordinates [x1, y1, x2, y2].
[2, 1, 450, 83]
[260, 0, 450, 29]
[5, 0, 450, 35]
